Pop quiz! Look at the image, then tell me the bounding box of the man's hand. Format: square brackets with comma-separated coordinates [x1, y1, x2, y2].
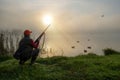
[35, 39, 39, 43]
[35, 32, 45, 43]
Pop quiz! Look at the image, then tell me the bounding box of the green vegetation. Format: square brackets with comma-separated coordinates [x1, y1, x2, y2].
[0, 54, 120, 80]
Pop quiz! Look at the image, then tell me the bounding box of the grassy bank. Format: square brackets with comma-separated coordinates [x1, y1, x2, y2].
[0, 54, 120, 80]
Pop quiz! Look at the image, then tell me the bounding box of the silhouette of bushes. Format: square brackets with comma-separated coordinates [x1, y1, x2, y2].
[87, 53, 97, 56]
[103, 48, 120, 55]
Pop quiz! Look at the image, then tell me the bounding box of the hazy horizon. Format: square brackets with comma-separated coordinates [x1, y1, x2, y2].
[0, 0, 120, 56]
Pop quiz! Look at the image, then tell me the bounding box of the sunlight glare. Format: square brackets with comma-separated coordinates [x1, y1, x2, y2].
[43, 15, 52, 25]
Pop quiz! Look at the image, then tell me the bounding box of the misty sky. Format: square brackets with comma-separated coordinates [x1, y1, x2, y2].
[0, 0, 120, 56]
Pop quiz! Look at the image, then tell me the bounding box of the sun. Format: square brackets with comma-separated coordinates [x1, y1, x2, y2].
[43, 15, 53, 25]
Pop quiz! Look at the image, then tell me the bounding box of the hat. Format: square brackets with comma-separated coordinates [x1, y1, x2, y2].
[24, 30, 32, 36]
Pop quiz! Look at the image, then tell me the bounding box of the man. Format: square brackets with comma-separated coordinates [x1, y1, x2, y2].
[14, 30, 44, 65]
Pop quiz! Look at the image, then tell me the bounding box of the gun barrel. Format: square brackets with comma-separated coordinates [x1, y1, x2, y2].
[35, 24, 50, 42]
[43, 25, 49, 33]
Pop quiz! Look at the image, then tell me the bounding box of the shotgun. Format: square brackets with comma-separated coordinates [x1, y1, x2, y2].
[35, 24, 50, 43]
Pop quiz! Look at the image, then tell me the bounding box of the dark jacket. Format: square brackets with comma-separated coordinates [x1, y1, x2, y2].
[14, 36, 39, 60]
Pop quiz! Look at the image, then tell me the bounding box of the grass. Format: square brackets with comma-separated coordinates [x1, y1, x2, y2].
[0, 54, 120, 80]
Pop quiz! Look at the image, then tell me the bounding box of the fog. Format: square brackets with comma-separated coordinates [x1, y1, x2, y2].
[0, 0, 120, 56]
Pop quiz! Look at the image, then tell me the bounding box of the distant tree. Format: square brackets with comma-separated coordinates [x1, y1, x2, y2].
[0, 33, 7, 55]
[9, 33, 14, 53]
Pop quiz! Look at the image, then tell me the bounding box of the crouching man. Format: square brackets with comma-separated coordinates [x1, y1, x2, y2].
[13, 30, 44, 65]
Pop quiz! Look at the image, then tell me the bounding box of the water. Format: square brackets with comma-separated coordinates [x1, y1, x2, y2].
[46, 32, 120, 56]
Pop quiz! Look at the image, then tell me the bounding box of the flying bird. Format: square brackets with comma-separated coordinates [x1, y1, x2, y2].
[84, 50, 87, 53]
[77, 41, 80, 43]
[87, 46, 92, 49]
[101, 15, 104, 18]
[71, 46, 75, 49]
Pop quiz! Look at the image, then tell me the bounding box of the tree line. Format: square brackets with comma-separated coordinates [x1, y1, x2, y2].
[0, 30, 23, 56]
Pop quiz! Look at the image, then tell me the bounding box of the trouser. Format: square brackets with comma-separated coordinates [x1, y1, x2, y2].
[31, 49, 40, 64]
[19, 49, 40, 65]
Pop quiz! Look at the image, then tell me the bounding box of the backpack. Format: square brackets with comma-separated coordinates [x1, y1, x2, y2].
[13, 47, 25, 60]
